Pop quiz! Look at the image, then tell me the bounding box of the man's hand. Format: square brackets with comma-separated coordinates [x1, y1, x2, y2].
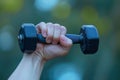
[34, 22, 72, 60]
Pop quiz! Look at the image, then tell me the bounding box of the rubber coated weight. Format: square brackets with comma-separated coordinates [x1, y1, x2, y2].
[80, 25, 99, 54]
[18, 23, 99, 54]
[18, 24, 37, 53]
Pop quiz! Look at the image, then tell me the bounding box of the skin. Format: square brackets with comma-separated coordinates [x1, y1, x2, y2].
[8, 22, 72, 80]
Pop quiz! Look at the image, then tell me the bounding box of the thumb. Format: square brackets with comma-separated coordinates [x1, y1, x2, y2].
[60, 35, 72, 49]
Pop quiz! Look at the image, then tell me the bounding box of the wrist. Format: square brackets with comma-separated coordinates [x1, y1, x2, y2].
[24, 52, 46, 64]
[21, 53, 46, 80]
[33, 50, 48, 61]
[9, 53, 46, 80]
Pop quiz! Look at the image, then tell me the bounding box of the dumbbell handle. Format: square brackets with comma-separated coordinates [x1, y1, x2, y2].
[37, 34, 83, 44]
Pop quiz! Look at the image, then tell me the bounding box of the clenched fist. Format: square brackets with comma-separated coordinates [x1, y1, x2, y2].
[34, 22, 72, 60]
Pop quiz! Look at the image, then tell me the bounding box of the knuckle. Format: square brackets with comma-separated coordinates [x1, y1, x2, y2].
[47, 22, 52, 25]
[38, 22, 46, 29]
[62, 26, 66, 31]
[55, 25, 61, 31]
[40, 22, 45, 24]
[54, 23, 60, 27]
[39, 22, 45, 26]
[47, 23, 54, 29]
[61, 26, 67, 33]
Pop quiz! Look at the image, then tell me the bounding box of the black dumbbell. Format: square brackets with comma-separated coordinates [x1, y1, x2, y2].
[18, 23, 99, 54]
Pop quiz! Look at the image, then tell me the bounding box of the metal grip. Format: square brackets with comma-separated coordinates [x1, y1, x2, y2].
[37, 34, 82, 44]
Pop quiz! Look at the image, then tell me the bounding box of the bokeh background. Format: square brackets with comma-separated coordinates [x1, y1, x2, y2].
[0, 0, 120, 80]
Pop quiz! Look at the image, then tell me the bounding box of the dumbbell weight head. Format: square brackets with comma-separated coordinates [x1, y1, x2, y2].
[80, 25, 99, 54]
[18, 24, 37, 53]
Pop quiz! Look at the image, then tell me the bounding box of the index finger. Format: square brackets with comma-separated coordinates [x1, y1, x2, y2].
[36, 22, 47, 37]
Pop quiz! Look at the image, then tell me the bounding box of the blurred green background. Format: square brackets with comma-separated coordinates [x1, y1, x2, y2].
[0, 0, 120, 80]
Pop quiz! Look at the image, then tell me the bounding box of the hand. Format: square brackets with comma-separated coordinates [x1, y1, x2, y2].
[34, 22, 72, 60]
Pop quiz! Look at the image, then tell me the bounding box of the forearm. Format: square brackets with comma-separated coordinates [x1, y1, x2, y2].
[8, 53, 45, 80]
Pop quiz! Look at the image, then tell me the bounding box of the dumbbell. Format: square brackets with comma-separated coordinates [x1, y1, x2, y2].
[18, 23, 99, 54]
